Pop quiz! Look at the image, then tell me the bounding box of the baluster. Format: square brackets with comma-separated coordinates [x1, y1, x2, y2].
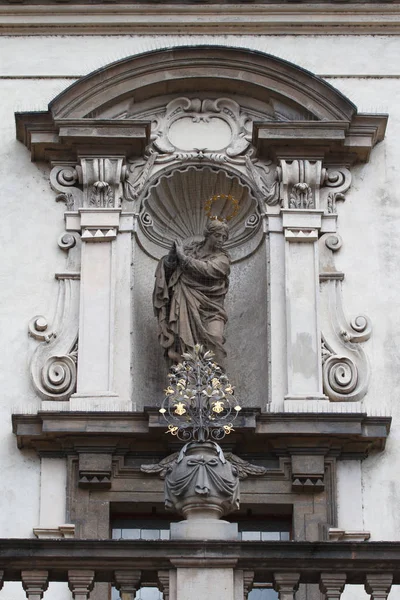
[274, 573, 300, 600]
[22, 571, 49, 600]
[114, 570, 141, 600]
[365, 575, 393, 600]
[68, 570, 95, 600]
[320, 573, 346, 600]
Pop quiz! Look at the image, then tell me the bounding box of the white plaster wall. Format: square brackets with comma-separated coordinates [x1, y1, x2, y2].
[1, 35, 400, 553]
[0, 78, 71, 540]
[1, 35, 400, 82]
[324, 76, 400, 542]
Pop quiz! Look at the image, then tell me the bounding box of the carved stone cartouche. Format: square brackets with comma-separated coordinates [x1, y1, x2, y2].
[164, 442, 239, 520]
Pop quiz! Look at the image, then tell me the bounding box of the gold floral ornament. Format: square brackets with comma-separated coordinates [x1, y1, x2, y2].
[204, 194, 240, 222]
[159, 345, 242, 442]
[223, 424, 235, 434]
[166, 425, 179, 435]
[174, 402, 187, 416]
[212, 400, 225, 414]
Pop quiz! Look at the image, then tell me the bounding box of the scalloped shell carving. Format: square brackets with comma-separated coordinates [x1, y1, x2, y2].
[138, 165, 261, 261]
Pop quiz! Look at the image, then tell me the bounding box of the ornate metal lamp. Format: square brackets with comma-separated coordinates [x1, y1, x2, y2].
[159, 344, 242, 443]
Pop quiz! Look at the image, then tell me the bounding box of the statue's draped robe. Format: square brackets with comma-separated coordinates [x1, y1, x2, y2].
[153, 241, 230, 362]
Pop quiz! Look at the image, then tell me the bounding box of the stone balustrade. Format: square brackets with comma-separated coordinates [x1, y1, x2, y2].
[0, 540, 399, 598]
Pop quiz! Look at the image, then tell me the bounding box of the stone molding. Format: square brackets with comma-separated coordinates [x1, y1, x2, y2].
[12, 411, 391, 458]
[15, 47, 370, 125]
[3, 4, 400, 35]
[5, 540, 400, 581]
[33, 525, 75, 539]
[328, 528, 370, 542]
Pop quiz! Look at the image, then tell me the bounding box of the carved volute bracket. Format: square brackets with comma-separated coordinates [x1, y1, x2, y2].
[319, 232, 371, 402]
[28, 233, 80, 402]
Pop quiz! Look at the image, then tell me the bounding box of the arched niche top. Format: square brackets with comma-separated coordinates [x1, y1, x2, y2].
[49, 46, 355, 122]
[15, 45, 387, 164]
[136, 164, 263, 263]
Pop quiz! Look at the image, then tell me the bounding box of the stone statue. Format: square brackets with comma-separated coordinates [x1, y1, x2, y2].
[153, 219, 230, 366]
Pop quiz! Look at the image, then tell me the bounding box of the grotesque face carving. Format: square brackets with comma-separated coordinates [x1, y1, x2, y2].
[164, 442, 239, 520]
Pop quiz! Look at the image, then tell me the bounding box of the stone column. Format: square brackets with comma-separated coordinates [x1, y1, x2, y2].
[278, 159, 327, 408]
[68, 570, 95, 600]
[114, 570, 141, 600]
[274, 573, 300, 600]
[21, 571, 49, 600]
[319, 573, 346, 600]
[62, 156, 133, 410]
[365, 575, 393, 600]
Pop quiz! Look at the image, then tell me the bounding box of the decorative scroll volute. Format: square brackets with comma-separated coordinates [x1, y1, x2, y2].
[319, 233, 371, 403]
[28, 233, 80, 401]
[50, 165, 82, 211]
[50, 158, 127, 210]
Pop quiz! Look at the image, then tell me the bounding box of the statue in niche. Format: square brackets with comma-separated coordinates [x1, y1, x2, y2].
[153, 219, 230, 366]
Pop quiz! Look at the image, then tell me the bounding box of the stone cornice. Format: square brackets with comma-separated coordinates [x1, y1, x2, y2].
[12, 411, 391, 458]
[2, 3, 400, 35]
[253, 116, 388, 164]
[16, 114, 150, 161]
[2, 539, 400, 579]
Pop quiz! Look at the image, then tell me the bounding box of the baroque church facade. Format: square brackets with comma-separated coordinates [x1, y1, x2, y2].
[1, 4, 400, 600]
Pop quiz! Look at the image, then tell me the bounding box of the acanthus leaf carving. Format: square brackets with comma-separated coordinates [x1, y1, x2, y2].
[124, 152, 157, 203]
[245, 154, 281, 207]
[289, 182, 314, 209]
[279, 159, 325, 209]
[80, 157, 124, 208]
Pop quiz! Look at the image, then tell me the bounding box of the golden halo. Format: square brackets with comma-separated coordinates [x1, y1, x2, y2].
[204, 194, 240, 222]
